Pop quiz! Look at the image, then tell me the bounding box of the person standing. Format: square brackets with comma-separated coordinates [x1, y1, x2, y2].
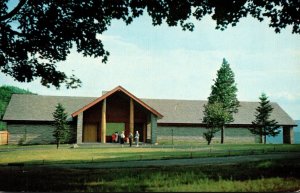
[111, 132, 116, 143]
[120, 131, 125, 144]
[134, 131, 140, 147]
[114, 132, 119, 143]
[118, 132, 122, 144]
[128, 132, 133, 147]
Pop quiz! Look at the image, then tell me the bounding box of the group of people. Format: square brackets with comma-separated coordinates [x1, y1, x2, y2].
[111, 130, 140, 147]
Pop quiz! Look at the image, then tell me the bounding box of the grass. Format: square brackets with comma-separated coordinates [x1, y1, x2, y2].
[0, 143, 300, 165]
[0, 158, 299, 192]
[0, 144, 299, 192]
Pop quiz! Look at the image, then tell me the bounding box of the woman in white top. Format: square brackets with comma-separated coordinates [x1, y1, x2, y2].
[134, 131, 140, 147]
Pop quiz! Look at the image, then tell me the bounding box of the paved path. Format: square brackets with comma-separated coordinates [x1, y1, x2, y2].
[43, 152, 300, 169]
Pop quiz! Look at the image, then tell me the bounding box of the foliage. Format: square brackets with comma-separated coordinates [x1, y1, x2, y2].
[0, 85, 33, 130]
[250, 93, 280, 144]
[1, 1, 300, 88]
[204, 58, 239, 144]
[52, 103, 70, 149]
[203, 102, 230, 145]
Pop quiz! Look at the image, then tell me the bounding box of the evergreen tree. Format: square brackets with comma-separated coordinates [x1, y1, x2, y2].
[203, 102, 230, 145]
[250, 93, 280, 144]
[205, 58, 239, 144]
[52, 103, 70, 149]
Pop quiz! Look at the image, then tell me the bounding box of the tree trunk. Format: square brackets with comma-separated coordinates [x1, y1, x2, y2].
[259, 128, 263, 144]
[208, 140, 211, 145]
[258, 135, 263, 143]
[221, 125, 225, 144]
[264, 135, 266, 144]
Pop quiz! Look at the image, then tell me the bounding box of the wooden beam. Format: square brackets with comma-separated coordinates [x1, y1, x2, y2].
[129, 98, 134, 134]
[101, 99, 106, 143]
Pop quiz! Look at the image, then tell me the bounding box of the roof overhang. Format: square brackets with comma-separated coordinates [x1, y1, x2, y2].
[71, 85, 163, 118]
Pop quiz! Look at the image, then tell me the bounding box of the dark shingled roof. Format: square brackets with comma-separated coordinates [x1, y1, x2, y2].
[3, 94, 96, 122]
[141, 99, 296, 126]
[3, 94, 296, 126]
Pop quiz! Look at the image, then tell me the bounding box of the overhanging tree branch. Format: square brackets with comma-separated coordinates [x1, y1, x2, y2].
[0, 1, 299, 89]
[0, 0, 27, 21]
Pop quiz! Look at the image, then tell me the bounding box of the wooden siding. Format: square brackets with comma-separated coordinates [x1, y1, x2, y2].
[83, 123, 98, 142]
[0, 131, 8, 145]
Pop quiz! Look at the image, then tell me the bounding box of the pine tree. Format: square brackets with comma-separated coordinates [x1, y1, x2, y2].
[205, 58, 239, 144]
[250, 93, 280, 144]
[52, 103, 70, 149]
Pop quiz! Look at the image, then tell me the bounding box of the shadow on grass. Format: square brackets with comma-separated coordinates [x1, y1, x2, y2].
[0, 158, 299, 192]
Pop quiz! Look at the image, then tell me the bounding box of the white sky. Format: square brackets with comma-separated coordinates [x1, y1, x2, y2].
[1, 12, 300, 120]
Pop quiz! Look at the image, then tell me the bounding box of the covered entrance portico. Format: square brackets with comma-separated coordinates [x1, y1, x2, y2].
[72, 86, 162, 144]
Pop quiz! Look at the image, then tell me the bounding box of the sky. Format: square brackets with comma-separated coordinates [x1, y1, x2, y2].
[1, 6, 300, 120]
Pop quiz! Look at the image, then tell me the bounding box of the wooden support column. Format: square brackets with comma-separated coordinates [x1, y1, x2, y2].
[150, 114, 157, 144]
[101, 99, 106, 143]
[76, 112, 83, 144]
[146, 114, 151, 143]
[129, 98, 134, 134]
[143, 124, 146, 143]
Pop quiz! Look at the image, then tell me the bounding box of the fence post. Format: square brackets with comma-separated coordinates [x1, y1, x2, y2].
[172, 128, 174, 145]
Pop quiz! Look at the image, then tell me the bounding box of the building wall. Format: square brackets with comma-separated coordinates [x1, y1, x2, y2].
[7, 123, 56, 144]
[6, 123, 260, 145]
[7, 123, 76, 145]
[156, 126, 258, 144]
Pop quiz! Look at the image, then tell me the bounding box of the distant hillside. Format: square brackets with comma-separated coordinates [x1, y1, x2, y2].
[0, 85, 34, 130]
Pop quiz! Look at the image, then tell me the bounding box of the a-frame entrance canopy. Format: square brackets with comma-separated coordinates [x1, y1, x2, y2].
[72, 85, 163, 144]
[72, 85, 163, 118]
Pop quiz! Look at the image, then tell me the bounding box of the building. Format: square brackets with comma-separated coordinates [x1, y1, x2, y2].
[2, 86, 297, 145]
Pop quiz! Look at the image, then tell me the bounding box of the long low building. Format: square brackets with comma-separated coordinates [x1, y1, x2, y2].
[2, 86, 297, 145]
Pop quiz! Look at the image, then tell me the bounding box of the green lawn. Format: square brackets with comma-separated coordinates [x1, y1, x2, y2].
[0, 158, 299, 192]
[0, 144, 300, 192]
[0, 143, 299, 165]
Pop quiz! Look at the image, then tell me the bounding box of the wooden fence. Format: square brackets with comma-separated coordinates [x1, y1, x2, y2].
[0, 131, 9, 145]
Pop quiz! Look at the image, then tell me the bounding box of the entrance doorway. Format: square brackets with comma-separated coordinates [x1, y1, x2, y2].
[83, 123, 98, 142]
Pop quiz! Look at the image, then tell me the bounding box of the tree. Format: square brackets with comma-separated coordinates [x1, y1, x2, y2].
[249, 93, 280, 144]
[52, 103, 70, 149]
[203, 102, 230, 145]
[1, 1, 299, 88]
[206, 58, 239, 144]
